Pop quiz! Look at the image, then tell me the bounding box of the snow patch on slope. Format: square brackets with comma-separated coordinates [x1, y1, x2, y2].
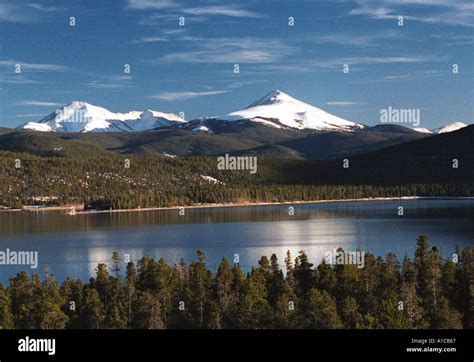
[432, 122, 467, 134]
[192, 125, 214, 134]
[413, 127, 432, 134]
[201, 175, 225, 185]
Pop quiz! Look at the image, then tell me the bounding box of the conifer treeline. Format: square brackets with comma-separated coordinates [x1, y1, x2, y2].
[0, 236, 471, 329]
[0, 151, 472, 209]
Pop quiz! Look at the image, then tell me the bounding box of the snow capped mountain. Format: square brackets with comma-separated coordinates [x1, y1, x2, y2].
[414, 122, 469, 134]
[413, 127, 432, 134]
[216, 90, 364, 131]
[17, 95, 469, 136]
[432, 122, 468, 134]
[19, 101, 185, 132]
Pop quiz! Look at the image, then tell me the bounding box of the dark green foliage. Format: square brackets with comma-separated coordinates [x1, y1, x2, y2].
[0, 283, 14, 329]
[0, 239, 471, 329]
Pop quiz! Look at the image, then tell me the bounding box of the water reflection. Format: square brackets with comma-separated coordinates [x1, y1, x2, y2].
[0, 199, 472, 282]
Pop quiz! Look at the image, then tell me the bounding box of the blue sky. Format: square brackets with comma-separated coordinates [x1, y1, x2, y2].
[0, 0, 472, 129]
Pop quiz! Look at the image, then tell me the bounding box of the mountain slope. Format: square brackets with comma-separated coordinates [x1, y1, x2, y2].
[19, 101, 185, 132]
[0, 122, 428, 160]
[274, 125, 474, 186]
[0, 131, 111, 157]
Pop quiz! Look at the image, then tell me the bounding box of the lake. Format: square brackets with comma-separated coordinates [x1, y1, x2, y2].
[0, 198, 473, 283]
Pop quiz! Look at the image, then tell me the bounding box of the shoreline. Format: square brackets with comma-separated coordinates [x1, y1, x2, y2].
[1, 196, 473, 214]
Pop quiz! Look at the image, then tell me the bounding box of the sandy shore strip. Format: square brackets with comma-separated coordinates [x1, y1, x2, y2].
[1, 196, 473, 214]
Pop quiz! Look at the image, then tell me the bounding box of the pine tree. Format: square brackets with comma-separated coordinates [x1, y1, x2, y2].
[189, 250, 212, 327]
[315, 260, 337, 296]
[293, 250, 314, 296]
[430, 297, 463, 329]
[454, 246, 473, 328]
[8, 272, 35, 328]
[284, 250, 296, 290]
[414, 235, 430, 300]
[268, 254, 284, 307]
[111, 251, 122, 278]
[340, 296, 361, 329]
[400, 282, 427, 329]
[376, 253, 400, 301]
[215, 257, 234, 326]
[241, 268, 272, 328]
[131, 291, 165, 329]
[303, 289, 342, 329]
[0, 284, 13, 329]
[61, 278, 83, 329]
[38, 276, 68, 329]
[335, 260, 362, 302]
[173, 258, 193, 328]
[79, 288, 105, 329]
[125, 262, 137, 327]
[104, 276, 127, 328]
[92, 263, 111, 305]
[379, 298, 411, 329]
[402, 254, 416, 284]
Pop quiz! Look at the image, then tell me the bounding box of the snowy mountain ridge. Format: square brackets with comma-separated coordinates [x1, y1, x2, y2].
[414, 121, 468, 134]
[20, 101, 185, 133]
[17, 92, 470, 135]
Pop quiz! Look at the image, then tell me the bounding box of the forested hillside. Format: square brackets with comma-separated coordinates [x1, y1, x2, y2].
[0, 151, 472, 209]
[0, 126, 472, 209]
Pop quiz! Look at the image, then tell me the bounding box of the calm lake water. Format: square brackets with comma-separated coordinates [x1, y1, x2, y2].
[0, 198, 473, 283]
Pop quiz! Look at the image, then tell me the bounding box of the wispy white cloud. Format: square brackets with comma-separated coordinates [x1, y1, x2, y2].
[157, 37, 296, 64]
[327, 101, 367, 106]
[0, 2, 63, 22]
[26, 3, 64, 12]
[0, 60, 68, 72]
[383, 74, 414, 80]
[127, 0, 260, 17]
[131, 36, 168, 44]
[349, 69, 448, 84]
[181, 5, 261, 18]
[226, 79, 269, 89]
[127, 1, 261, 25]
[430, 33, 474, 45]
[127, 0, 177, 10]
[17, 101, 63, 107]
[233, 53, 441, 78]
[14, 113, 46, 118]
[138, 13, 207, 25]
[312, 31, 401, 47]
[349, 0, 474, 27]
[152, 90, 228, 101]
[0, 75, 41, 84]
[334, 55, 436, 66]
[0, 3, 32, 22]
[84, 75, 134, 89]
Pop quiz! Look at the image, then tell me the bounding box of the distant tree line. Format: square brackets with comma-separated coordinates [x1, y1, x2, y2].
[0, 151, 472, 209]
[0, 236, 471, 329]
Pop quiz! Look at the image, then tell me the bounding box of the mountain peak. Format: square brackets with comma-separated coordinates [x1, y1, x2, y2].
[218, 90, 365, 131]
[246, 89, 298, 108]
[66, 100, 90, 107]
[62, 101, 96, 112]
